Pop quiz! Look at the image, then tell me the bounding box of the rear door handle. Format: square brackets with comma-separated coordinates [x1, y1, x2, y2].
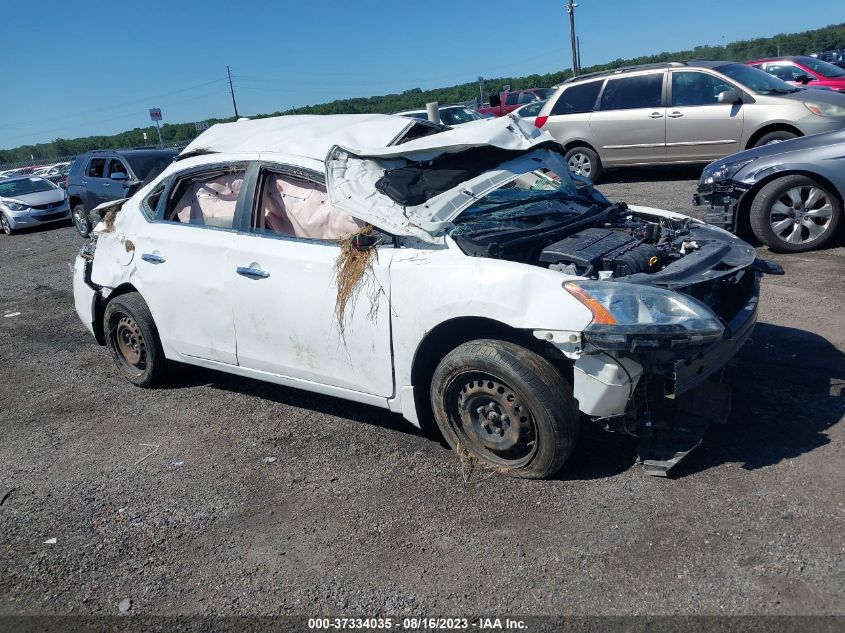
[103, 182, 110, 187]
[649, 112, 664, 118]
[236, 266, 270, 279]
[141, 253, 166, 264]
[668, 111, 684, 118]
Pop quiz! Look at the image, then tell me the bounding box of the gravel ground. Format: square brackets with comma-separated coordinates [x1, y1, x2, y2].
[0, 169, 843, 619]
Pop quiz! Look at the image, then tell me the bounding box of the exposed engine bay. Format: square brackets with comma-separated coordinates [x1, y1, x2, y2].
[451, 197, 739, 280]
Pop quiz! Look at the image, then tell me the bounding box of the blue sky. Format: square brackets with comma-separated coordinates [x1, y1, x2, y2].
[1, 0, 840, 148]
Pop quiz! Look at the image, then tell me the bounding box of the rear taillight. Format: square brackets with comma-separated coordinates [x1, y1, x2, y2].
[534, 115, 548, 128]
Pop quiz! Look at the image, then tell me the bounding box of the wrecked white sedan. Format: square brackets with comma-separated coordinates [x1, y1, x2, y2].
[73, 114, 780, 478]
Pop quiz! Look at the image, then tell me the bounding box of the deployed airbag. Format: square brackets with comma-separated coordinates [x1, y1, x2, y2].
[262, 174, 364, 240]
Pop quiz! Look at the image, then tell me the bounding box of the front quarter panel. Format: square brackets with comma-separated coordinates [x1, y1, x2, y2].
[389, 242, 594, 390]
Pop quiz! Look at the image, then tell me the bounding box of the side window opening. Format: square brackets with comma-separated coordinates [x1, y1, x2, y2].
[142, 182, 166, 220]
[161, 167, 246, 229]
[87, 158, 106, 178]
[254, 171, 365, 241]
[551, 81, 603, 115]
[671, 72, 734, 107]
[505, 93, 520, 106]
[599, 73, 664, 111]
[108, 159, 128, 177]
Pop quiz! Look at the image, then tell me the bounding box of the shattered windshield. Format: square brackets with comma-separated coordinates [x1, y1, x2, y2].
[452, 164, 584, 235]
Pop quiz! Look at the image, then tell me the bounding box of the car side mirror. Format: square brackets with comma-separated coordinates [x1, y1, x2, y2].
[352, 232, 380, 252]
[795, 74, 814, 84]
[717, 90, 742, 104]
[110, 172, 129, 181]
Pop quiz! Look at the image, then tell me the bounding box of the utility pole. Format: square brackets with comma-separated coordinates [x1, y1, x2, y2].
[227, 65, 240, 119]
[577, 35, 582, 73]
[565, 2, 580, 77]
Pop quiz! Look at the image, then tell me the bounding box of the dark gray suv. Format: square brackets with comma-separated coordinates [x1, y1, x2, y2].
[66, 148, 177, 236]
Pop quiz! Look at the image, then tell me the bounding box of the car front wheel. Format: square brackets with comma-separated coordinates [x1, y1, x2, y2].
[430, 339, 579, 479]
[749, 175, 841, 252]
[72, 204, 92, 237]
[104, 292, 168, 387]
[0, 213, 14, 235]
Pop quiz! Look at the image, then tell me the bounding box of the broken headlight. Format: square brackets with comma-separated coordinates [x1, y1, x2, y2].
[565, 281, 724, 351]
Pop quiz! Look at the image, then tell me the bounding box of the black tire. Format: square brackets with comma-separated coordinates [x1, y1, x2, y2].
[72, 203, 92, 237]
[565, 146, 603, 183]
[430, 339, 579, 479]
[103, 292, 168, 387]
[753, 130, 798, 148]
[0, 213, 14, 235]
[749, 175, 842, 253]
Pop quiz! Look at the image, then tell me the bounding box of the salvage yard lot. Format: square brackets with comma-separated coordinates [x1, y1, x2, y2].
[1, 171, 843, 616]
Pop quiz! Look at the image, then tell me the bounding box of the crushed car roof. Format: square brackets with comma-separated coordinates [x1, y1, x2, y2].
[179, 114, 434, 161]
[180, 113, 563, 242]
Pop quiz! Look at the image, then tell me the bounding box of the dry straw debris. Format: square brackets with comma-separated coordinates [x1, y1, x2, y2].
[334, 225, 378, 336]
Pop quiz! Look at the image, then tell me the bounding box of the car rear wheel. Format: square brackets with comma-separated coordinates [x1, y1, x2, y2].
[753, 130, 798, 147]
[430, 339, 579, 479]
[565, 146, 602, 182]
[104, 292, 168, 387]
[0, 213, 14, 235]
[72, 204, 92, 237]
[749, 175, 841, 252]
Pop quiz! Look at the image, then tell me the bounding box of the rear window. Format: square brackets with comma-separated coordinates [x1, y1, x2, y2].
[600, 74, 664, 111]
[125, 152, 177, 181]
[551, 81, 603, 115]
[0, 177, 56, 197]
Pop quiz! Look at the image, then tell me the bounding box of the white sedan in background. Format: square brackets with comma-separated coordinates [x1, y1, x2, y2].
[73, 114, 777, 478]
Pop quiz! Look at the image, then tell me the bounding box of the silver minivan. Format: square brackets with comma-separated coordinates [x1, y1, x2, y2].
[536, 60, 845, 181]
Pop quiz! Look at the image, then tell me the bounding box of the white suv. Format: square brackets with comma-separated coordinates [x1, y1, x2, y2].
[73, 114, 774, 478]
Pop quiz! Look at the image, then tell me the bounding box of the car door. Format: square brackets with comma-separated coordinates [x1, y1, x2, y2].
[665, 70, 745, 162]
[227, 164, 395, 397]
[83, 157, 109, 208]
[588, 72, 667, 165]
[129, 163, 246, 364]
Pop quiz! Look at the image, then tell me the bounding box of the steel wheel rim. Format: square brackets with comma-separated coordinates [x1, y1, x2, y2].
[73, 207, 89, 234]
[1, 214, 10, 235]
[769, 185, 834, 245]
[446, 372, 538, 468]
[567, 153, 592, 177]
[112, 313, 147, 375]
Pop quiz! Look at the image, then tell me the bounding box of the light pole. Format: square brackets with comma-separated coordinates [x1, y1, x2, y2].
[565, 1, 580, 76]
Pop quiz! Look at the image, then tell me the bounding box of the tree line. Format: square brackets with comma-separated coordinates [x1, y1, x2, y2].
[2, 21, 843, 166]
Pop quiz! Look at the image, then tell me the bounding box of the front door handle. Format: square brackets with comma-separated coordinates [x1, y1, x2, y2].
[103, 182, 110, 187]
[668, 111, 684, 118]
[141, 253, 166, 264]
[236, 266, 270, 279]
[649, 112, 664, 118]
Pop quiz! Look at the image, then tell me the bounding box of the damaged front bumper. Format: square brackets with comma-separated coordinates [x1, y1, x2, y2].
[567, 271, 763, 476]
[693, 180, 750, 233]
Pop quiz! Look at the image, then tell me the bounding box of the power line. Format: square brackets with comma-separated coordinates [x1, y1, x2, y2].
[0, 78, 228, 132]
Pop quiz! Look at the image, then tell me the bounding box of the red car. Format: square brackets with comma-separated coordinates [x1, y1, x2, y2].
[748, 56, 845, 92]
